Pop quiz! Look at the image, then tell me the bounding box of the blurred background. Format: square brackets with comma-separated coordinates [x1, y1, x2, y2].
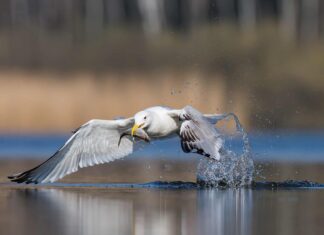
[1, 0, 324, 132]
[1, 2, 324, 235]
[0, 0, 324, 176]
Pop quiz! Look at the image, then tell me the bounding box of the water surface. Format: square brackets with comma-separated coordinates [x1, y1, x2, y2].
[1, 132, 324, 234]
[2, 131, 324, 161]
[1, 159, 324, 235]
[1, 183, 323, 235]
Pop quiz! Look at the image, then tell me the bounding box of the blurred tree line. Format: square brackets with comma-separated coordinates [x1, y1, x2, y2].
[0, 0, 323, 70]
[0, 0, 323, 71]
[1, 0, 323, 40]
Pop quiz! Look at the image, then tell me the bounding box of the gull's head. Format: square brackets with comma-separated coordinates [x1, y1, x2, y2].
[132, 111, 151, 136]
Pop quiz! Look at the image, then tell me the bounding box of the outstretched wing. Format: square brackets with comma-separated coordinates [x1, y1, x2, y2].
[167, 109, 238, 127]
[8, 118, 141, 184]
[178, 106, 224, 160]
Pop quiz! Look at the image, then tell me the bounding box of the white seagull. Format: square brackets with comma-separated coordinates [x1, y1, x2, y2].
[9, 105, 240, 184]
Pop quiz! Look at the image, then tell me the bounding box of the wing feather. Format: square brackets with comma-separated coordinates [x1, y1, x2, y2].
[8, 118, 139, 184]
[179, 106, 224, 160]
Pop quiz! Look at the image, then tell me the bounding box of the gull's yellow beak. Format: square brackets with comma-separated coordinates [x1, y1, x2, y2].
[131, 123, 144, 136]
[131, 124, 139, 136]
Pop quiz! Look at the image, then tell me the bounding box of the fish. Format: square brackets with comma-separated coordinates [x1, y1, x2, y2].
[118, 127, 150, 147]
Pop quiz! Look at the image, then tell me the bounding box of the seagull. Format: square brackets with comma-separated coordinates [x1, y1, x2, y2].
[8, 105, 240, 184]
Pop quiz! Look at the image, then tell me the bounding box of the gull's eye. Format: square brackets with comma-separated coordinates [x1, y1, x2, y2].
[144, 116, 147, 120]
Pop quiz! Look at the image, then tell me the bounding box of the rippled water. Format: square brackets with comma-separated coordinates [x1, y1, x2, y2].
[0, 159, 323, 235]
[1, 130, 324, 234]
[1, 181, 324, 235]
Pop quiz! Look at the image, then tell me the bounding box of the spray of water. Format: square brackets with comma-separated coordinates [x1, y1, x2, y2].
[196, 113, 254, 188]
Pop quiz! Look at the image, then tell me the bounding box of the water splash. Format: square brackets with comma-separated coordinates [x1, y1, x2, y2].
[196, 113, 254, 188]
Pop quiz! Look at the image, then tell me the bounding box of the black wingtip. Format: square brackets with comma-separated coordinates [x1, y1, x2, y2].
[7, 170, 39, 184]
[118, 133, 130, 147]
[7, 173, 25, 183]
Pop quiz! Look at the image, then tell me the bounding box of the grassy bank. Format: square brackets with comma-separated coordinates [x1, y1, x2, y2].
[1, 24, 324, 131]
[0, 70, 244, 132]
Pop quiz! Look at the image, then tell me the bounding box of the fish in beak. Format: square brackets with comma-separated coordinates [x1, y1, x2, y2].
[118, 126, 150, 147]
[131, 123, 144, 136]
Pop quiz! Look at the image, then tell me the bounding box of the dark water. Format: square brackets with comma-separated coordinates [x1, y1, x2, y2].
[0, 132, 324, 234]
[0, 160, 324, 235]
[0, 183, 324, 235]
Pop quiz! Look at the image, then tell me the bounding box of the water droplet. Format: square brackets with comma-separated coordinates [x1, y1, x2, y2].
[196, 113, 254, 187]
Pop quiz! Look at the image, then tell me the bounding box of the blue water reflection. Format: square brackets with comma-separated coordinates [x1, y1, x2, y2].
[1, 132, 324, 161]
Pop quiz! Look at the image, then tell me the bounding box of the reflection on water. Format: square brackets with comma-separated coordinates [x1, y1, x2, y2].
[1, 159, 324, 235]
[45, 190, 133, 235]
[197, 189, 252, 235]
[1, 188, 253, 235]
[1, 187, 323, 235]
